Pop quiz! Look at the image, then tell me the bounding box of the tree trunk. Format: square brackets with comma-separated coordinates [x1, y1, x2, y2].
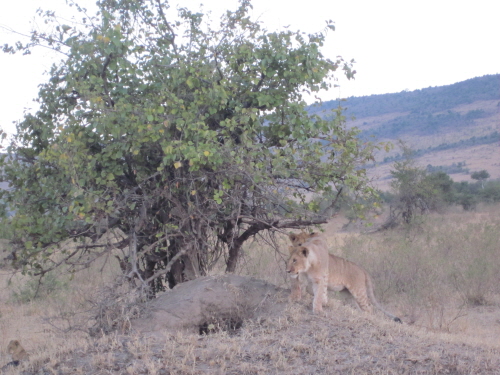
[225, 223, 269, 273]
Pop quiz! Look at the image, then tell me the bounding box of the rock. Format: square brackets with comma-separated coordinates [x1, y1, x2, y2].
[132, 275, 287, 335]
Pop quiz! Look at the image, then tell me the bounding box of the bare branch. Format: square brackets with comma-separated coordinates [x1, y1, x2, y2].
[144, 249, 186, 284]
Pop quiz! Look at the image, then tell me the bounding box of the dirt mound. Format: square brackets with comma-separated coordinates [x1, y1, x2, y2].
[132, 275, 288, 335]
[10, 275, 500, 374]
[31, 298, 500, 375]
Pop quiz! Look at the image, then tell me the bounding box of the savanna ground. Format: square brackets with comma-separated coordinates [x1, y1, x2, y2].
[1, 204, 500, 374]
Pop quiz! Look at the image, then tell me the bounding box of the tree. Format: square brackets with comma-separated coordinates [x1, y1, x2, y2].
[424, 171, 454, 206]
[1, 0, 379, 293]
[388, 142, 450, 225]
[471, 170, 490, 189]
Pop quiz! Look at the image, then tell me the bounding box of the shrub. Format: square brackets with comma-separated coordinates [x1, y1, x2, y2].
[11, 272, 69, 303]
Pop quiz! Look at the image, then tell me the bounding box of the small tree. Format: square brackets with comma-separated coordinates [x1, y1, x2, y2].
[388, 142, 449, 225]
[471, 170, 490, 189]
[1, 0, 380, 293]
[424, 171, 454, 207]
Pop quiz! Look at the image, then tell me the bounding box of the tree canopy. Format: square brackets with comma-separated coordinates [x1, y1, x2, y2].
[1, 0, 379, 292]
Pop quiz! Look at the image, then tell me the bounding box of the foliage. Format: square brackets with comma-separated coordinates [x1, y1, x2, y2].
[387, 143, 453, 225]
[471, 170, 490, 181]
[0, 0, 378, 292]
[389, 164, 500, 212]
[451, 179, 500, 210]
[426, 162, 469, 175]
[10, 271, 69, 303]
[471, 170, 490, 189]
[0, 218, 14, 239]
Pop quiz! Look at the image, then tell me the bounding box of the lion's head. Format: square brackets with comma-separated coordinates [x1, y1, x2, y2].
[286, 246, 310, 277]
[288, 232, 317, 246]
[7, 340, 28, 361]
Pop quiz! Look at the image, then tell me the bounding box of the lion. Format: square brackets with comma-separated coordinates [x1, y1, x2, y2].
[287, 232, 401, 322]
[288, 231, 327, 248]
[7, 339, 28, 362]
[287, 232, 328, 302]
[2, 340, 28, 370]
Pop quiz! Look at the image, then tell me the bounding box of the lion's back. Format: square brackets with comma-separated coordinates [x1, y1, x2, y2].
[327, 254, 368, 291]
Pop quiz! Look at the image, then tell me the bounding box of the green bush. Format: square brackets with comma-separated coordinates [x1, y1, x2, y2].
[450, 179, 500, 209]
[0, 218, 14, 240]
[11, 272, 69, 303]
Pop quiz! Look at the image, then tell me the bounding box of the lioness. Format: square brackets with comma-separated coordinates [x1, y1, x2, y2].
[2, 340, 28, 369]
[287, 232, 328, 302]
[287, 232, 401, 322]
[7, 340, 28, 361]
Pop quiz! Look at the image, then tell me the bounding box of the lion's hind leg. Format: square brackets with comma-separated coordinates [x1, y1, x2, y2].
[348, 287, 374, 314]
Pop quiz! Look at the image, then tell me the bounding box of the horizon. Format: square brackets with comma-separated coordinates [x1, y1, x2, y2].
[342, 73, 499, 99]
[1, 0, 499, 136]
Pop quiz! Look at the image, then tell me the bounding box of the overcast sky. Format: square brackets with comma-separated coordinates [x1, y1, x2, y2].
[1, 0, 499, 136]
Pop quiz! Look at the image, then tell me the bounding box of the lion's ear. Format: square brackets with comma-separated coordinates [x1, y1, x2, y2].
[288, 233, 297, 242]
[301, 247, 309, 257]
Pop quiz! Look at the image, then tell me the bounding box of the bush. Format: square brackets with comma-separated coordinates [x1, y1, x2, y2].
[450, 180, 500, 209]
[388, 143, 453, 225]
[0, 218, 14, 240]
[11, 272, 69, 303]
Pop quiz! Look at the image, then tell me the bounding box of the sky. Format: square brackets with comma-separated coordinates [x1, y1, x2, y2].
[1, 0, 499, 137]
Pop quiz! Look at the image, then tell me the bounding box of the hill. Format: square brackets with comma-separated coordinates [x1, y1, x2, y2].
[312, 74, 500, 189]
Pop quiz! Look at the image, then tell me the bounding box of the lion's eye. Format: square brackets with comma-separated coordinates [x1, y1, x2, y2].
[293, 259, 296, 263]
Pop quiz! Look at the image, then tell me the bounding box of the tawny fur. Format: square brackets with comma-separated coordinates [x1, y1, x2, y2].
[287, 232, 401, 322]
[7, 340, 28, 361]
[288, 232, 328, 306]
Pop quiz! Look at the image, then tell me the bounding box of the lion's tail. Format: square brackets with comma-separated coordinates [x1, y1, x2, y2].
[365, 273, 402, 323]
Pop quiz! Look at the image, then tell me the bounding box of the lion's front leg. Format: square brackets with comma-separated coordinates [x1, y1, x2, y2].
[311, 278, 327, 313]
[290, 275, 302, 301]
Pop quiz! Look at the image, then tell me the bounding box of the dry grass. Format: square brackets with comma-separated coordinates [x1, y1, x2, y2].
[340, 210, 500, 334]
[1, 205, 500, 373]
[5, 304, 500, 374]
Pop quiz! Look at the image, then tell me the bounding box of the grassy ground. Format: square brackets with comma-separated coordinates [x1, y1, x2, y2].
[1, 204, 500, 374]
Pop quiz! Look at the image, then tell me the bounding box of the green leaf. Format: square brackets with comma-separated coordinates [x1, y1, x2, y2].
[0, 0, 377, 287]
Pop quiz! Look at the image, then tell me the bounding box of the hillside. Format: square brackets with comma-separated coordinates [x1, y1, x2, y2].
[312, 74, 500, 189]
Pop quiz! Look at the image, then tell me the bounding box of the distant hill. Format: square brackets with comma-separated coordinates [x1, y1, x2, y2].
[317, 74, 499, 119]
[312, 74, 500, 189]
